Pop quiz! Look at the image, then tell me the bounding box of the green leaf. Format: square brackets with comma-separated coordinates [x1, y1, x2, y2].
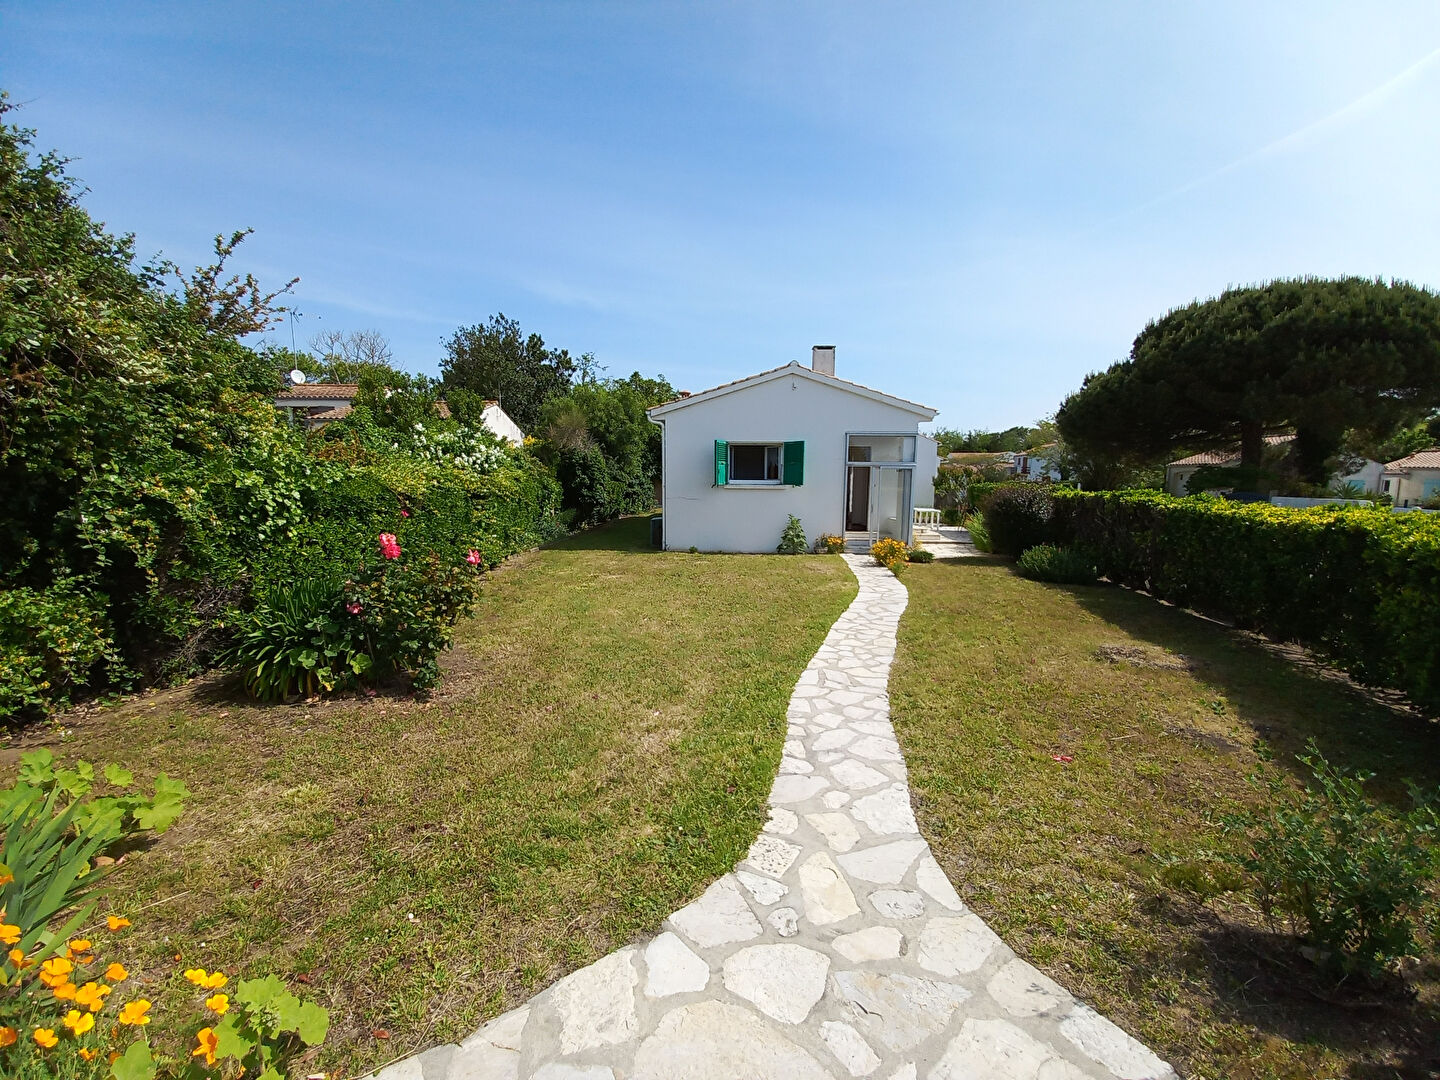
[110, 1039, 157, 1080]
[296, 999, 330, 1045]
[18, 748, 55, 785]
[104, 762, 135, 788]
[235, 973, 287, 1010]
[133, 792, 185, 832]
[211, 1012, 254, 1061]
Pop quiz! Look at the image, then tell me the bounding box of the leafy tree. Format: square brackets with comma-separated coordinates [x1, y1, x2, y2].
[440, 313, 580, 432]
[1058, 278, 1440, 488]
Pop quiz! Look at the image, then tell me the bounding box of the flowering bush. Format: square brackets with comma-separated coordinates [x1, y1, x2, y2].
[813, 534, 845, 554]
[405, 422, 508, 476]
[0, 759, 327, 1078]
[225, 530, 484, 699]
[0, 583, 130, 723]
[871, 538, 909, 574]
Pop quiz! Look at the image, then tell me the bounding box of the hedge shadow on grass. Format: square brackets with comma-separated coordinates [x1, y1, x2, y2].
[544, 515, 658, 553]
[1063, 582, 1440, 809]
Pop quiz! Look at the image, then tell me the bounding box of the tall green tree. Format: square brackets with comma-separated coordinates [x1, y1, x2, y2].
[440, 313, 580, 432]
[1057, 278, 1440, 486]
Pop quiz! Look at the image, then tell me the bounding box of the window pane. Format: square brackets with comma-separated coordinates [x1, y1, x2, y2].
[766, 446, 781, 480]
[731, 444, 768, 481]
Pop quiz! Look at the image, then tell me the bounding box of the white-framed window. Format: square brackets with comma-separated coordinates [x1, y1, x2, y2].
[730, 443, 782, 483]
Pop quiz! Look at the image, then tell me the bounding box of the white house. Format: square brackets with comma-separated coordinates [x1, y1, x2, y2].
[646, 347, 938, 552]
[1382, 448, 1440, 507]
[1014, 444, 1064, 482]
[1163, 436, 1383, 496]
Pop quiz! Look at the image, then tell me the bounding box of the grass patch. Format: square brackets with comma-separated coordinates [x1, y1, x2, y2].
[890, 558, 1440, 1080]
[0, 517, 855, 1074]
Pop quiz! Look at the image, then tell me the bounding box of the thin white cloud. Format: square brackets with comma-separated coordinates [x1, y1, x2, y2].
[1085, 43, 1440, 234]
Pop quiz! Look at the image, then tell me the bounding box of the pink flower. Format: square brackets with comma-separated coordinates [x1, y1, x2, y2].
[346, 602, 363, 615]
[466, 550, 482, 566]
[400, 509, 410, 518]
[378, 533, 401, 560]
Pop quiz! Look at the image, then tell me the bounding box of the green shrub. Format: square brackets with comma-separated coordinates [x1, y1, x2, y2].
[907, 548, 936, 563]
[1223, 743, 1440, 978]
[940, 505, 964, 526]
[1051, 489, 1440, 710]
[871, 538, 909, 573]
[965, 481, 1003, 513]
[962, 514, 992, 553]
[777, 515, 807, 554]
[1015, 543, 1097, 584]
[0, 583, 128, 722]
[982, 484, 1055, 556]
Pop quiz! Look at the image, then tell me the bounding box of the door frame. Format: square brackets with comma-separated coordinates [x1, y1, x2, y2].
[841, 431, 918, 544]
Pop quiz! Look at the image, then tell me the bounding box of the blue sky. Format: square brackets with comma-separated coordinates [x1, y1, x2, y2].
[5, 3, 1439, 430]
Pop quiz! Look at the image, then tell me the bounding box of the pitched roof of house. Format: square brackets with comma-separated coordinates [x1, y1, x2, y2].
[275, 382, 360, 402]
[310, 405, 353, 420]
[647, 361, 937, 420]
[1384, 448, 1440, 470]
[1168, 434, 1295, 468]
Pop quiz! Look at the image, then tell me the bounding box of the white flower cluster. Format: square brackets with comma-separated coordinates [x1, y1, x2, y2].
[409, 425, 507, 475]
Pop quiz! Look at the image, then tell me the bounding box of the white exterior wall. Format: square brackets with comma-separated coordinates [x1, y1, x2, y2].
[915, 434, 939, 508]
[1385, 468, 1440, 507]
[481, 403, 526, 445]
[656, 372, 931, 552]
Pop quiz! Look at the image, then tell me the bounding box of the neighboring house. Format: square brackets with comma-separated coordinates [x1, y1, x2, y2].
[646, 346, 938, 552]
[275, 382, 360, 429]
[1163, 436, 1382, 496]
[273, 383, 525, 445]
[1382, 449, 1440, 507]
[1014, 444, 1064, 481]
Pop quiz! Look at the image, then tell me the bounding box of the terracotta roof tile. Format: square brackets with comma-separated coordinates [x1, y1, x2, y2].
[276, 383, 360, 401]
[1167, 434, 1294, 468]
[1385, 448, 1440, 470]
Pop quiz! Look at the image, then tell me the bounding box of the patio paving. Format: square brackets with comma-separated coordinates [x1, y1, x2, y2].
[371, 555, 1175, 1080]
[912, 525, 982, 560]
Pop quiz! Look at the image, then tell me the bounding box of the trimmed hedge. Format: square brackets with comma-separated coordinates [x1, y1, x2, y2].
[1051, 490, 1440, 710]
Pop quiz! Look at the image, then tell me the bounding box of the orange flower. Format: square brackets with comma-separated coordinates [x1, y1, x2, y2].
[52, 980, 78, 1001]
[8, 947, 32, 970]
[32, 1027, 58, 1049]
[79, 1047, 98, 1061]
[0, 866, 13, 887]
[184, 968, 227, 989]
[105, 962, 128, 982]
[192, 1026, 219, 1066]
[204, 993, 229, 1015]
[39, 956, 73, 987]
[0, 924, 19, 946]
[62, 1010, 95, 1036]
[106, 916, 131, 932]
[0, 1025, 15, 1047]
[118, 1000, 151, 1026]
[65, 939, 93, 959]
[75, 981, 112, 1011]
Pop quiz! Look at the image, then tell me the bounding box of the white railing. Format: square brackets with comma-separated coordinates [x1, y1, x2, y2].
[913, 507, 941, 527]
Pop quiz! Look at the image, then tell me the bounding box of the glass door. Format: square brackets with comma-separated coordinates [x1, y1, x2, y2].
[874, 468, 913, 540]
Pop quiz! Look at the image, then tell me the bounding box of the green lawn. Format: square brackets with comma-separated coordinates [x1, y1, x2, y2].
[0, 518, 855, 1075]
[890, 557, 1440, 1080]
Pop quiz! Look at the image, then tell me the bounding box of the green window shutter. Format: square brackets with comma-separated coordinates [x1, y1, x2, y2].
[714, 439, 728, 486]
[783, 441, 805, 486]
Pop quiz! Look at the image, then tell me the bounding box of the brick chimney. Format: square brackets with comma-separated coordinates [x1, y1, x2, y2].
[811, 345, 836, 376]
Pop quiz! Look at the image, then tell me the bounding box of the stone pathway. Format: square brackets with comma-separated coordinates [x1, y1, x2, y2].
[373, 555, 1176, 1080]
[912, 525, 981, 560]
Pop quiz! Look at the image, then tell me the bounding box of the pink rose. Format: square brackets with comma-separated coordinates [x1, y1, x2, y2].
[400, 509, 410, 518]
[466, 550, 482, 566]
[346, 602, 363, 615]
[378, 532, 401, 559]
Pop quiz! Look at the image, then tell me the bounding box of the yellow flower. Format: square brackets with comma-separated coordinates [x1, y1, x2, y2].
[192, 1026, 219, 1066]
[39, 955, 74, 987]
[32, 1027, 58, 1049]
[0, 924, 19, 946]
[79, 1047, 98, 1061]
[8, 947, 32, 970]
[205, 992, 229, 1015]
[118, 999, 151, 1026]
[66, 938, 92, 955]
[185, 967, 227, 989]
[52, 980, 78, 1001]
[106, 916, 131, 932]
[0, 1025, 15, 1047]
[105, 962, 128, 982]
[63, 1010, 95, 1036]
[75, 981, 112, 1011]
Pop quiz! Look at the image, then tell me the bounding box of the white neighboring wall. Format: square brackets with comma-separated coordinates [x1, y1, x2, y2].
[480, 402, 525, 445]
[651, 364, 935, 553]
[915, 433, 939, 508]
